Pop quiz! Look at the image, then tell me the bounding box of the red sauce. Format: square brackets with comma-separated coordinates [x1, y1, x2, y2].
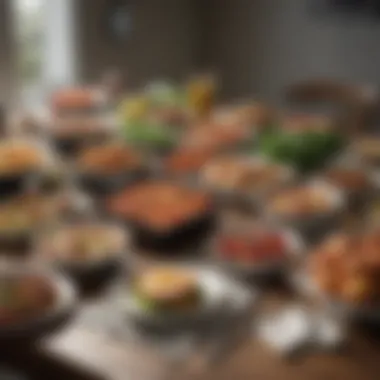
[218, 230, 286, 264]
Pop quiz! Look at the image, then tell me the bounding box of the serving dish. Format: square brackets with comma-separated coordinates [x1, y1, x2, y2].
[49, 115, 115, 157]
[77, 143, 149, 196]
[210, 223, 304, 279]
[0, 138, 57, 200]
[264, 181, 345, 242]
[292, 231, 380, 325]
[0, 195, 62, 254]
[200, 155, 296, 207]
[105, 181, 215, 251]
[162, 147, 215, 181]
[309, 232, 380, 305]
[35, 222, 128, 287]
[116, 264, 255, 329]
[258, 129, 345, 174]
[0, 262, 76, 341]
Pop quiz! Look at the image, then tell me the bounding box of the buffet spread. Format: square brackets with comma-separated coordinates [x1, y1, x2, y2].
[1, 78, 380, 363]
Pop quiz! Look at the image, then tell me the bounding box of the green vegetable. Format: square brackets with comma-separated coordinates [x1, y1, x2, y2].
[258, 130, 345, 172]
[122, 121, 177, 150]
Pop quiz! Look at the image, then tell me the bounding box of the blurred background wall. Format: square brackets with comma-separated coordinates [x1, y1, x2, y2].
[0, 0, 17, 109]
[75, 0, 200, 87]
[204, 0, 380, 101]
[7, 0, 380, 106]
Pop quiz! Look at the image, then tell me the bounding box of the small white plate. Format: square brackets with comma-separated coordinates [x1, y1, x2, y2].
[116, 266, 256, 329]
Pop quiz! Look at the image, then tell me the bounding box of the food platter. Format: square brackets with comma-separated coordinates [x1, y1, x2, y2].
[116, 265, 256, 329]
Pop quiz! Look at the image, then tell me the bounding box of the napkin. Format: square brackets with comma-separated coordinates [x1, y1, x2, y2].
[257, 305, 346, 358]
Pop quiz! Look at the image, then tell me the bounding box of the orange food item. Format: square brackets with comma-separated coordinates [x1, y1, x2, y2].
[183, 122, 248, 150]
[78, 144, 141, 174]
[107, 182, 211, 230]
[164, 149, 214, 175]
[0, 142, 46, 175]
[310, 231, 380, 305]
[202, 156, 289, 192]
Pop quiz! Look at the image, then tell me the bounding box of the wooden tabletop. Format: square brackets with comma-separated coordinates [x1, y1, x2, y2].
[32, 286, 380, 380]
[9, 209, 378, 380]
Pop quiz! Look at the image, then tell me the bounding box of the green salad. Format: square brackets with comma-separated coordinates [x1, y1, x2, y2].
[122, 121, 177, 151]
[258, 129, 345, 173]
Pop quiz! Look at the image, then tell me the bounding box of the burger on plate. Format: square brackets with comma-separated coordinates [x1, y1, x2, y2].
[133, 267, 201, 314]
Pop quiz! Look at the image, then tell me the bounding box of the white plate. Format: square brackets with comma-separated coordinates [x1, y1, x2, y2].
[116, 266, 256, 329]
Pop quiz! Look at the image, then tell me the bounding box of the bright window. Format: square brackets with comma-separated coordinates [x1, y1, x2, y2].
[13, 0, 77, 107]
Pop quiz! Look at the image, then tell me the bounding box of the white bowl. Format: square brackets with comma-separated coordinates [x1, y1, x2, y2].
[264, 180, 346, 243]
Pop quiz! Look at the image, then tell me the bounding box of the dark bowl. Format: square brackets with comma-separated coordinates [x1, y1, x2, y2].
[123, 211, 216, 252]
[0, 171, 39, 201]
[52, 133, 111, 158]
[55, 257, 123, 293]
[79, 168, 149, 197]
[0, 233, 34, 257]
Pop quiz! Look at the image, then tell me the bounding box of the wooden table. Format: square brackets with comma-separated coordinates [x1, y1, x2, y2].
[29, 286, 380, 380]
[8, 209, 379, 380]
